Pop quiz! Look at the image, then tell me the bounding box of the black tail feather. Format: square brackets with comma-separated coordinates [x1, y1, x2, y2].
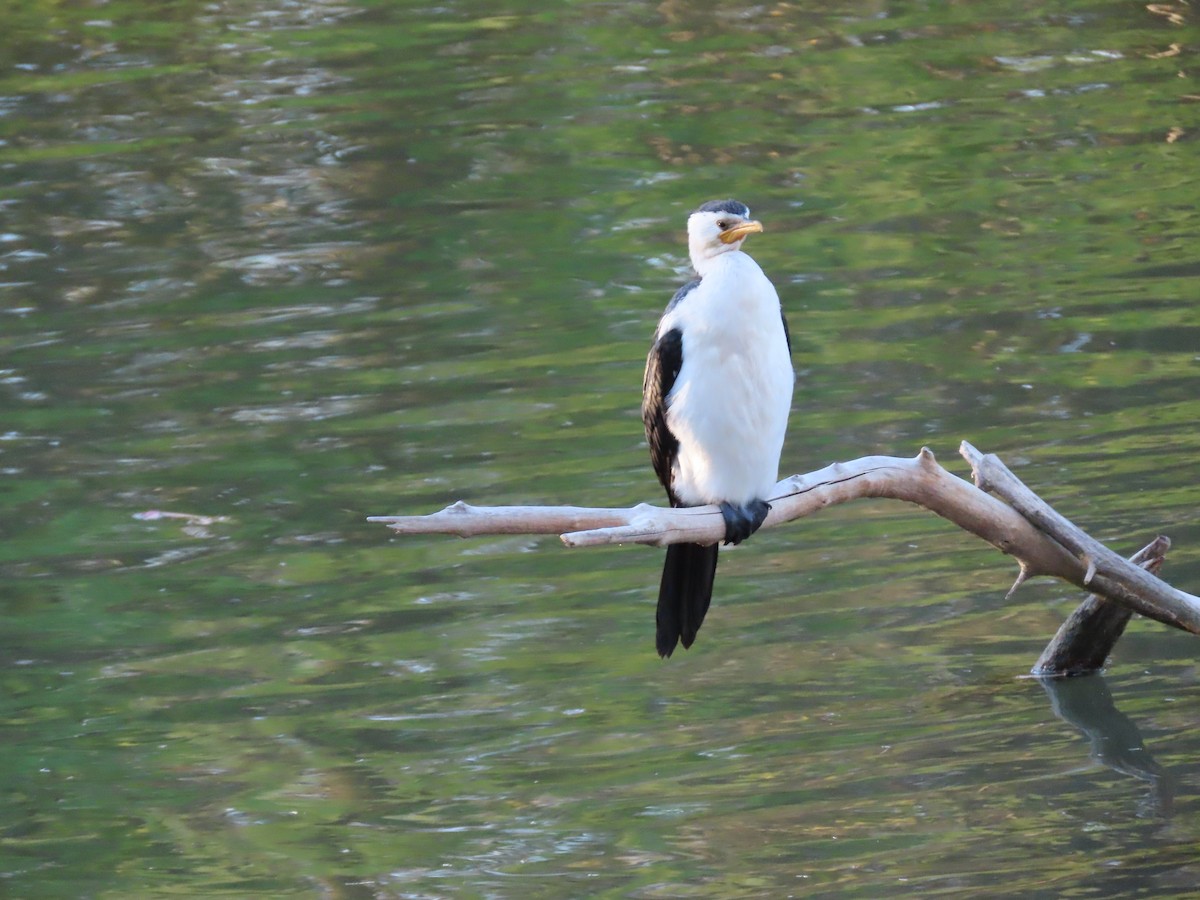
[656, 542, 719, 658]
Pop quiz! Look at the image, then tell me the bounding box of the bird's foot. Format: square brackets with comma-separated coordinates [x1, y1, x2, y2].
[719, 499, 771, 546]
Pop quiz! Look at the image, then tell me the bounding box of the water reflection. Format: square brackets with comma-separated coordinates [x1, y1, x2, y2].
[1038, 674, 1174, 818]
[2, 0, 1200, 895]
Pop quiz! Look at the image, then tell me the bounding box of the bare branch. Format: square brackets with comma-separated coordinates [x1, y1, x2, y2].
[367, 500, 636, 538]
[1006, 563, 1032, 599]
[370, 444, 1200, 638]
[1033, 537, 1171, 677]
[961, 442, 1200, 633]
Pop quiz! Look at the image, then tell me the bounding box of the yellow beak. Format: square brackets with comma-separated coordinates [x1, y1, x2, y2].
[718, 219, 764, 244]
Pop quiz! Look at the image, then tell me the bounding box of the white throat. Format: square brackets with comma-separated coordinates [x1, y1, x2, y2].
[687, 223, 744, 275]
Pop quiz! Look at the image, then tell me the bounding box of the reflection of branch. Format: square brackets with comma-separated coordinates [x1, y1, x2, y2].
[1033, 538, 1169, 677]
[1038, 674, 1174, 817]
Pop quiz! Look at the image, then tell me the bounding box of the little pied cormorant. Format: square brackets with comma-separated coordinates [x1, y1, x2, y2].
[642, 199, 794, 658]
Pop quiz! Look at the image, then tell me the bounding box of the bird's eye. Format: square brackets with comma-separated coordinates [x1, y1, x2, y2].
[717, 220, 731, 230]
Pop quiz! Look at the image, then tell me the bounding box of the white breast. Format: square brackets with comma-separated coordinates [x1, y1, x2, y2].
[659, 252, 793, 506]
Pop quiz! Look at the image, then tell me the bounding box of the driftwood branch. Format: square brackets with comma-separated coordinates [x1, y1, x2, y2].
[961, 443, 1200, 633]
[1033, 537, 1170, 677]
[371, 447, 1065, 556]
[370, 444, 1200, 661]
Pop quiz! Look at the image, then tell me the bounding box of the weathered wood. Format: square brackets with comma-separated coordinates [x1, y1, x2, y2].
[370, 443, 1200, 643]
[961, 442, 1200, 633]
[372, 449, 1069, 560]
[1032, 537, 1170, 677]
[368, 500, 636, 538]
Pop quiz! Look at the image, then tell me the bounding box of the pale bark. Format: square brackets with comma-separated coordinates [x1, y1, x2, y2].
[369, 444, 1200, 643]
[960, 443, 1200, 633]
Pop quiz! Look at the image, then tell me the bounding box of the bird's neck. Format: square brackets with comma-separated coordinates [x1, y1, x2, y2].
[675, 251, 777, 339]
[691, 247, 752, 280]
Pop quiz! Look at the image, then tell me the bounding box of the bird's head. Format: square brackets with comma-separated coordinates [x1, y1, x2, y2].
[686, 199, 763, 271]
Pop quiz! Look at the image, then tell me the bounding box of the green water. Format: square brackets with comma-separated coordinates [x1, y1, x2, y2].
[2, 0, 1199, 896]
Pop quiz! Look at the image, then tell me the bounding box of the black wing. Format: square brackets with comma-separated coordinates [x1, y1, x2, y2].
[781, 308, 792, 355]
[644, 280, 718, 658]
[642, 279, 699, 503]
[642, 326, 683, 502]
